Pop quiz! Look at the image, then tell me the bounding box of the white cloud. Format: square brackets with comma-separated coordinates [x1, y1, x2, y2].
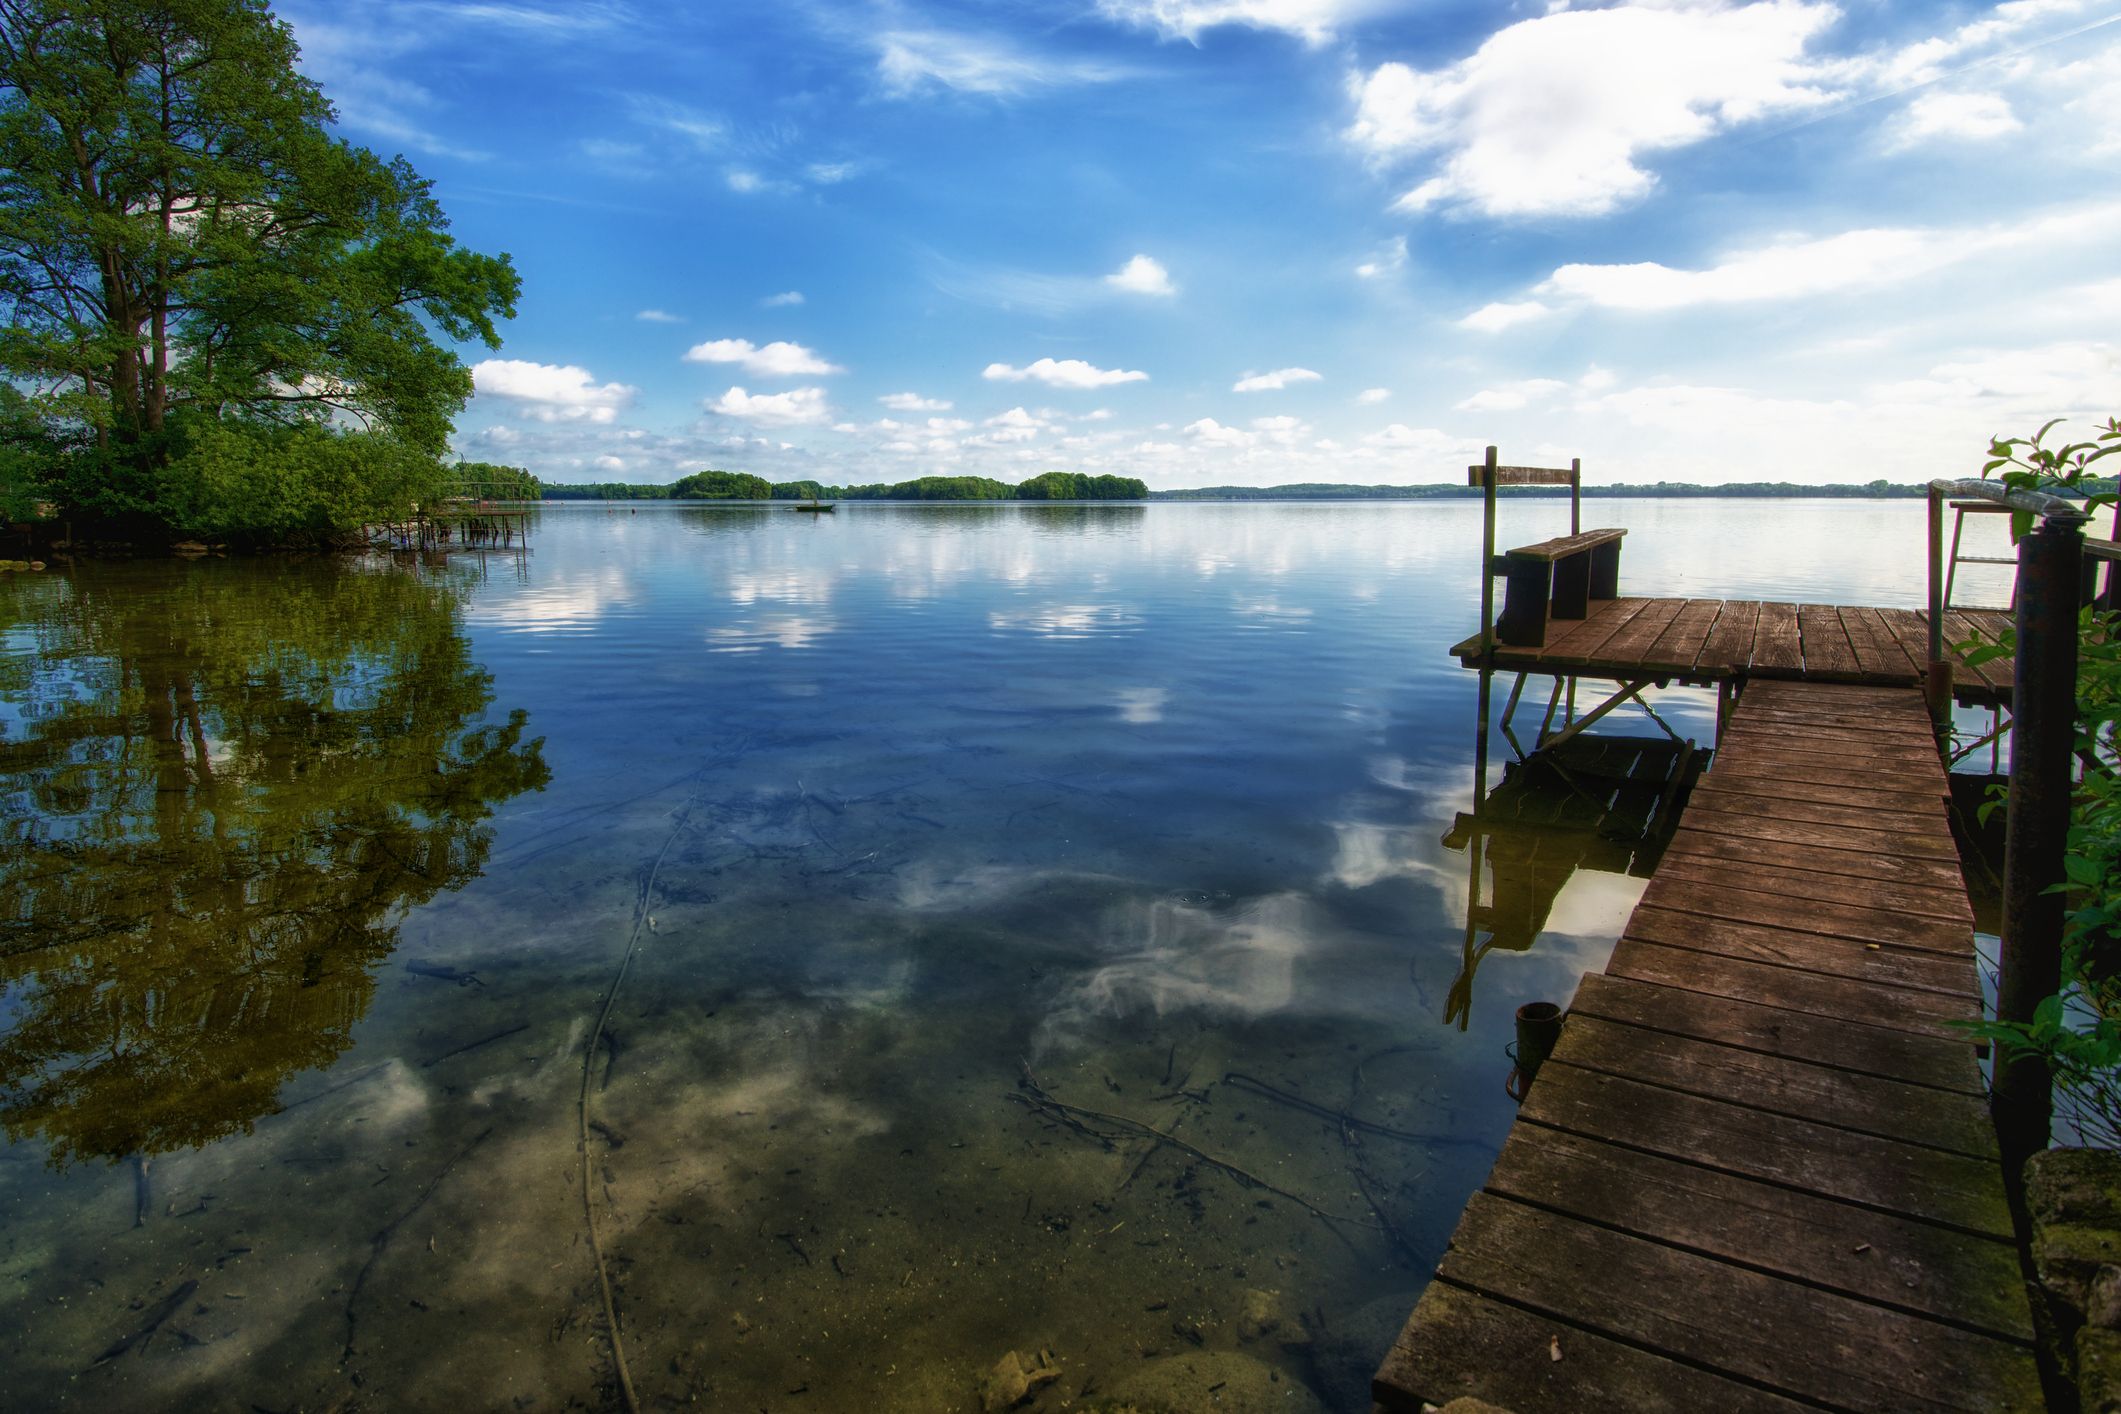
[628, 97, 727, 154]
[1365, 423, 1458, 453]
[1097, 0, 1389, 45]
[1354, 236, 1406, 280]
[983, 357, 1149, 389]
[1887, 92, 2024, 149]
[1455, 378, 1568, 412]
[1876, 342, 2121, 411]
[1458, 300, 1553, 333]
[708, 386, 832, 426]
[976, 406, 1052, 443]
[806, 161, 857, 184]
[1533, 204, 2121, 312]
[1232, 367, 1321, 392]
[1185, 417, 1255, 448]
[1867, 0, 2099, 89]
[1105, 253, 1178, 297]
[1347, 2, 1839, 219]
[635, 308, 681, 323]
[762, 290, 805, 307]
[1357, 387, 1391, 403]
[471, 359, 637, 424]
[594, 454, 626, 471]
[726, 168, 787, 194]
[684, 338, 844, 377]
[876, 29, 1126, 96]
[880, 392, 953, 412]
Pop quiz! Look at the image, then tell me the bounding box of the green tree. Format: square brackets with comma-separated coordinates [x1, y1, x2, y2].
[0, 558, 548, 1165]
[669, 468, 771, 500]
[0, 0, 518, 536]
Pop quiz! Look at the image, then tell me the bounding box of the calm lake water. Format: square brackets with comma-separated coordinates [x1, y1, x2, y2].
[0, 498, 1975, 1412]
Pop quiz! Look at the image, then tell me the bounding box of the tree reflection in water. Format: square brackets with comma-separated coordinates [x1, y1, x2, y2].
[0, 558, 548, 1167]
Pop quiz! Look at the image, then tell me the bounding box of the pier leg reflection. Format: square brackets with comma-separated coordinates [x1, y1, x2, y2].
[1444, 668, 1708, 1033]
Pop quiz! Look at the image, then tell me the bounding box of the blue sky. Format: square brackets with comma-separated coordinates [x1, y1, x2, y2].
[279, 0, 2121, 488]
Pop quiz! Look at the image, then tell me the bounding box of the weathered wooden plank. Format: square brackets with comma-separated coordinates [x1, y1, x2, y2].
[1652, 855, 1973, 926]
[1484, 1125, 2033, 1343]
[1436, 1194, 2038, 1412]
[1665, 826, 1970, 892]
[1721, 705, 1938, 742]
[1688, 780, 1952, 836]
[1690, 769, 1948, 817]
[1510, 527, 1625, 560]
[1696, 599, 1761, 672]
[1840, 605, 1923, 682]
[1675, 804, 1961, 860]
[1593, 596, 1686, 668]
[1633, 879, 1973, 957]
[1715, 725, 1942, 763]
[1624, 901, 1979, 987]
[1608, 940, 1978, 1037]
[1750, 602, 1804, 673]
[1743, 678, 1921, 707]
[1798, 602, 1864, 679]
[1941, 610, 2014, 694]
[1552, 1013, 1994, 1155]
[1471, 463, 1575, 487]
[1641, 598, 1724, 674]
[1542, 597, 1652, 664]
[1680, 784, 1960, 852]
[1520, 1064, 2017, 1238]
[1568, 972, 1984, 1094]
[1705, 745, 1953, 794]
[1373, 1279, 1814, 1414]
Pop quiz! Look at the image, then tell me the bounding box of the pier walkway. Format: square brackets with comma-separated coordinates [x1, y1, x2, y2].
[1449, 598, 2017, 705]
[1373, 679, 2041, 1413]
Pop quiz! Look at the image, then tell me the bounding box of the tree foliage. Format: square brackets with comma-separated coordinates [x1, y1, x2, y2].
[447, 459, 539, 500]
[0, 0, 518, 537]
[669, 468, 771, 500]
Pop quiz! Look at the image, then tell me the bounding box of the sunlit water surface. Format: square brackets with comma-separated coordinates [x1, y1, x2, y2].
[0, 499, 1958, 1412]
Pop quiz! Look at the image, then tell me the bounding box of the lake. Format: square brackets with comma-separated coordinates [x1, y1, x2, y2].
[0, 498, 1977, 1411]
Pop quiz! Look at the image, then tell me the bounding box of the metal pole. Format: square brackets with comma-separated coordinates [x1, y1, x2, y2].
[1925, 487, 1953, 731]
[1992, 517, 2084, 1178]
[1479, 446, 1498, 652]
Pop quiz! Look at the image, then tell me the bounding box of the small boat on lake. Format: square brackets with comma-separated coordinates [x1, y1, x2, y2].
[792, 499, 836, 512]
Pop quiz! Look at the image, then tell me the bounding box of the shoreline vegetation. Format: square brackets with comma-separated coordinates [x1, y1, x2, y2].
[526, 473, 2112, 503]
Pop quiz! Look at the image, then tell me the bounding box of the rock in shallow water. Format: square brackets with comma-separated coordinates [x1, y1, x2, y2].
[981, 1347, 1062, 1413]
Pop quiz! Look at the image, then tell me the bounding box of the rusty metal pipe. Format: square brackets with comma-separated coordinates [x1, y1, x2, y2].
[1992, 517, 2084, 1175]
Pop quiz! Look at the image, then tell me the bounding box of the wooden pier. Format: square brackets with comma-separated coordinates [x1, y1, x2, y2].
[1450, 597, 2017, 705]
[1373, 679, 2041, 1412]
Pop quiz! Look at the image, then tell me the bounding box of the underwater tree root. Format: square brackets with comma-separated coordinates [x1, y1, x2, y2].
[1008, 1062, 1377, 1232]
[1220, 1071, 1491, 1150]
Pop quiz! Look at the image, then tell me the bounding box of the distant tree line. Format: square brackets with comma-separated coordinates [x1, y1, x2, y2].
[537, 471, 1149, 501]
[1149, 480, 1962, 501]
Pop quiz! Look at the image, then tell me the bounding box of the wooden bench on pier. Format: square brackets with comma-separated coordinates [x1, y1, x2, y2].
[1471, 449, 1629, 648]
[1496, 528, 1626, 645]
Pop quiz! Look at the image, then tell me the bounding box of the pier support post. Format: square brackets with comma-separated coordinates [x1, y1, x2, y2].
[1926, 487, 1953, 735]
[1992, 517, 2084, 1179]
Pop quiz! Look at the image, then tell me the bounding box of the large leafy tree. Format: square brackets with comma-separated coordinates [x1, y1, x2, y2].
[0, 0, 517, 528]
